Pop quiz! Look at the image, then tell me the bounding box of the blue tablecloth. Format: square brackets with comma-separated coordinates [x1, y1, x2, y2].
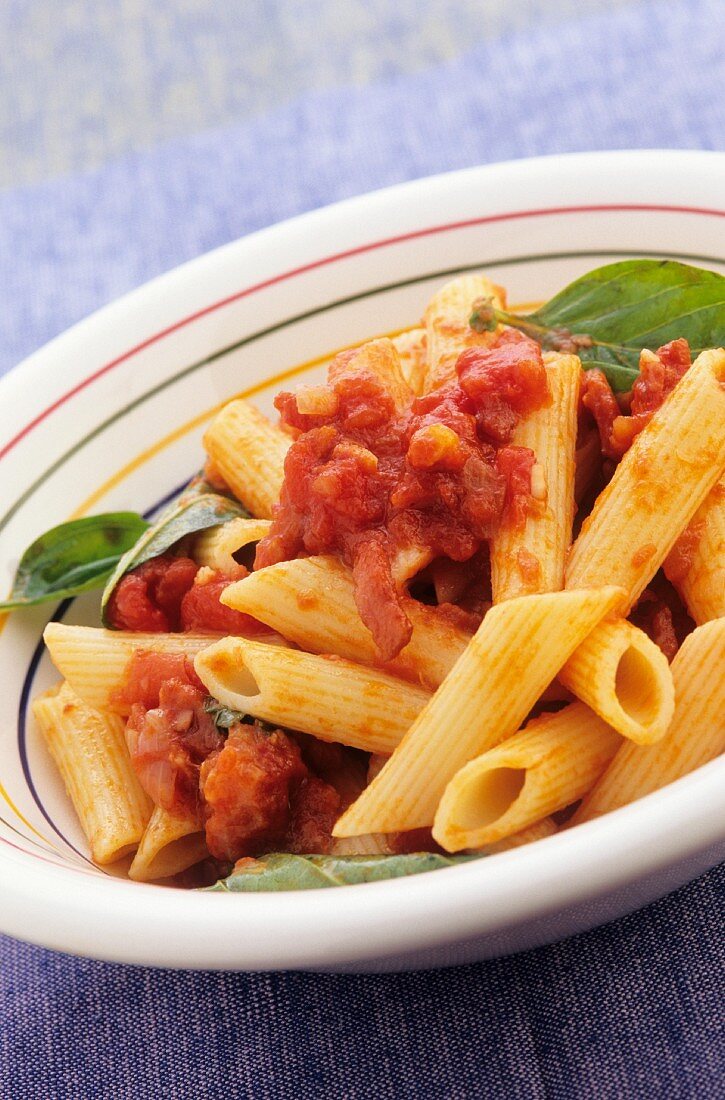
[1, 1, 723, 1095]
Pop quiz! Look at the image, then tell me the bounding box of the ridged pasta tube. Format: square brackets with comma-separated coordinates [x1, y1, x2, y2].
[433, 702, 621, 851]
[333, 586, 624, 836]
[391, 327, 427, 395]
[558, 619, 674, 746]
[664, 476, 725, 624]
[193, 517, 271, 573]
[566, 348, 725, 607]
[572, 619, 725, 823]
[491, 352, 580, 601]
[221, 555, 471, 690]
[33, 683, 152, 864]
[43, 624, 219, 714]
[194, 636, 431, 754]
[129, 806, 208, 882]
[423, 273, 506, 392]
[203, 400, 290, 518]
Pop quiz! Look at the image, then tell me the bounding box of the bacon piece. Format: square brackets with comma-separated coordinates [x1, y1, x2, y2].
[126, 680, 222, 816]
[581, 369, 623, 461]
[352, 536, 412, 662]
[286, 777, 341, 854]
[583, 340, 692, 461]
[629, 572, 695, 662]
[200, 724, 306, 861]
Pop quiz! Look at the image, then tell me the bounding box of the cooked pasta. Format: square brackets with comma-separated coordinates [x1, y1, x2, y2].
[333, 586, 623, 836]
[193, 517, 272, 573]
[33, 683, 152, 864]
[43, 624, 219, 714]
[490, 351, 580, 601]
[203, 400, 289, 518]
[129, 806, 209, 882]
[424, 273, 506, 392]
[222, 555, 471, 690]
[433, 702, 621, 851]
[12, 262, 722, 890]
[664, 476, 725, 624]
[572, 619, 725, 823]
[566, 348, 725, 605]
[194, 636, 430, 754]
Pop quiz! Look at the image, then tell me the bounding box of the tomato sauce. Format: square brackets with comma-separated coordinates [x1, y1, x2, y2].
[255, 330, 549, 659]
[582, 340, 691, 461]
[107, 555, 263, 635]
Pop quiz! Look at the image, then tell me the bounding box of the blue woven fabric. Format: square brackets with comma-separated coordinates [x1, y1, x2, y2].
[1, 1, 724, 1096]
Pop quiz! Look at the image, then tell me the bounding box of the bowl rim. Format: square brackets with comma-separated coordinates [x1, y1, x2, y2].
[1, 148, 724, 969]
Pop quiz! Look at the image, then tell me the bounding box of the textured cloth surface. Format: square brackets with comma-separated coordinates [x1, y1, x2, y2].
[1, 0, 724, 376]
[1, 1, 724, 1097]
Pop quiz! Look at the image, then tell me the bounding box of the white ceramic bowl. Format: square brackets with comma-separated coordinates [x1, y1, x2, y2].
[1, 150, 723, 972]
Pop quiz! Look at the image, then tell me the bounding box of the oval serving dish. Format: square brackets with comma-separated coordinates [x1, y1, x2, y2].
[0, 149, 723, 971]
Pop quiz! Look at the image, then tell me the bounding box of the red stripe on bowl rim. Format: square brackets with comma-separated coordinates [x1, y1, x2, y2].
[1, 203, 723, 464]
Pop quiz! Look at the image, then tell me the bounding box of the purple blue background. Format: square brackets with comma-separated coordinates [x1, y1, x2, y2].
[1, 1, 723, 1095]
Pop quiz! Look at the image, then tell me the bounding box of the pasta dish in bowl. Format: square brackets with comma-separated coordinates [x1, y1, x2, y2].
[0, 151, 723, 969]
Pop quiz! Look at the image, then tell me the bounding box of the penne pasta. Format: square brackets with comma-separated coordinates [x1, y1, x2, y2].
[477, 816, 557, 854]
[33, 683, 152, 864]
[330, 833, 394, 856]
[43, 624, 219, 714]
[333, 585, 624, 836]
[193, 517, 272, 573]
[329, 338, 413, 413]
[12, 264, 725, 892]
[491, 352, 580, 601]
[222, 555, 471, 690]
[203, 400, 290, 518]
[391, 327, 427, 395]
[194, 636, 431, 754]
[433, 702, 621, 851]
[424, 273, 506, 392]
[566, 347, 725, 608]
[129, 806, 208, 882]
[572, 619, 725, 824]
[557, 618, 674, 745]
[664, 476, 725, 624]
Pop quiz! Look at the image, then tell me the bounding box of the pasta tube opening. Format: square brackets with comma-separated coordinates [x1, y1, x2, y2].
[200, 650, 262, 702]
[558, 620, 674, 745]
[614, 644, 663, 728]
[433, 701, 621, 851]
[195, 636, 429, 754]
[447, 767, 527, 834]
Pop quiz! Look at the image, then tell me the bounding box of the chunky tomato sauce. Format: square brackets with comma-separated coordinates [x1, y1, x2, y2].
[255, 330, 549, 659]
[119, 651, 365, 863]
[582, 339, 691, 461]
[107, 554, 264, 636]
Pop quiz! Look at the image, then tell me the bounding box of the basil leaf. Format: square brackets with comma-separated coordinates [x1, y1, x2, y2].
[470, 259, 725, 391]
[204, 697, 247, 729]
[206, 852, 481, 891]
[0, 513, 149, 610]
[101, 478, 248, 624]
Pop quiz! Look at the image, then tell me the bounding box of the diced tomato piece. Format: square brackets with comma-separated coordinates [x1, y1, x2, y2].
[107, 556, 198, 632]
[200, 724, 307, 861]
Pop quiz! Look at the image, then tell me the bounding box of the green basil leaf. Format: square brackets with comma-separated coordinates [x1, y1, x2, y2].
[206, 852, 482, 891]
[0, 513, 149, 610]
[203, 697, 248, 729]
[471, 259, 725, 391]
[101, 478, 248, 625]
